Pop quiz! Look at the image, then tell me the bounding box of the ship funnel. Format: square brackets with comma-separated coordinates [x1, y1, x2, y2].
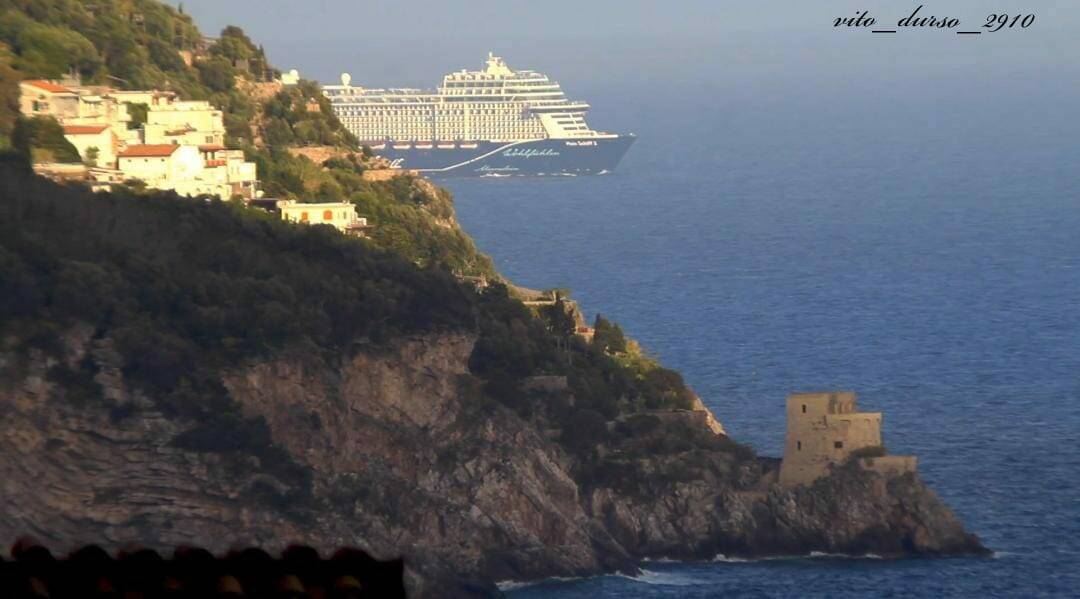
[341, 73, 352, 87]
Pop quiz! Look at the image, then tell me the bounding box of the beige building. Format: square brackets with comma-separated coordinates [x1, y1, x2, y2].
[276, 200, 370, 236]
[22, 81, 150, 146]
[19, 81, 131, 130]
[19, 80, 80, 120]
[778, 392, 916, 486]
[63, 124, 117, 167]
[200, 146, 259, 199]
[143, 101, 226, 146]
[105, 89, 177, 144]
[107, 89, 177, 109]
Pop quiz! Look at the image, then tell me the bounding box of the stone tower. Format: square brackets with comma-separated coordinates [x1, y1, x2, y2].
[779, 392, 915, 486]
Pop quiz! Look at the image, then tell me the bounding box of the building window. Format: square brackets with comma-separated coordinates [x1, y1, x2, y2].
[802, 404, 807, 413]
[834, 441, 843, 449]
[796, 441, 801, 451]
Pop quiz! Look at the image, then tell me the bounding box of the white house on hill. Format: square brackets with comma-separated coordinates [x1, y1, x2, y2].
[118, 144, 202, 187]
[62, 124, 117, 167]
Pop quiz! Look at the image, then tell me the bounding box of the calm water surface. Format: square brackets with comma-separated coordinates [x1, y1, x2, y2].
[444, 75, 1080, 597]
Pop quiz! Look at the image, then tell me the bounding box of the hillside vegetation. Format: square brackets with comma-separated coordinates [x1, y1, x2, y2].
[0, 0, 715, 487]
[0, 161, 713, 478]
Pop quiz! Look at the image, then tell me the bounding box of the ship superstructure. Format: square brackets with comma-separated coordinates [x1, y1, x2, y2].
[322, 54, 634, 177]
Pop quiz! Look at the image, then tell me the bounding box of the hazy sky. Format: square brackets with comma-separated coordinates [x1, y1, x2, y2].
[168, 1, 1078, 91]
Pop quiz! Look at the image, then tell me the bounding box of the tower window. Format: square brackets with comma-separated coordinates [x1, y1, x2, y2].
[834, 441, 844, 449]
[802, 405, 807, 413]
[797, 441, 801, 451]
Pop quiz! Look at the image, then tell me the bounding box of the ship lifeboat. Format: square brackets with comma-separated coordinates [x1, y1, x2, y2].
[392, 143, 411, 150]
[368, 143, 386, 150]
[415, 142, 434, 150]
[459, 142, 478, 149]
[437, 142, 456, 149]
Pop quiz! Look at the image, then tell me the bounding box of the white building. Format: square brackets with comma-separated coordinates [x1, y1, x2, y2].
[116, 144, 230, 198]
[115, 144, 259, 200]
[20, 78, 259, 199]
[117, 144, 203, 184]
[62, 124, 117, 167]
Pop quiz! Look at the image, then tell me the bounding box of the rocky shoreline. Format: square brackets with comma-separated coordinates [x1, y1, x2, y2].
[0, 327, 988, 597]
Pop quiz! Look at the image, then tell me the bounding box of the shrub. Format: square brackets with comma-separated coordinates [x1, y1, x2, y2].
[46, 359, 105, 407]
[560, 409, 608, 456]
[849, 445, 888, 460]
[11, 116, 80, 162]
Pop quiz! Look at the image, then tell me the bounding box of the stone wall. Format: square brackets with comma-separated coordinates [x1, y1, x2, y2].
[362, 168, 417, 182]
[860, 455, 918, 477]
[522, 375, 569, 394]
[234, 78, 284, 102]
[286, 146, 341, 165]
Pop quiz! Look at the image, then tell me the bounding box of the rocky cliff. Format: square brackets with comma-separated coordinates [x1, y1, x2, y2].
[0, 324, 987, 597]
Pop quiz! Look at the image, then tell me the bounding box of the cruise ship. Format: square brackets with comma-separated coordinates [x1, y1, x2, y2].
[322, 54, 635, 177]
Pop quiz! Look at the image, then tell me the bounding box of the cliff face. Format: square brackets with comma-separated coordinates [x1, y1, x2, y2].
[0, 325, 986, 597]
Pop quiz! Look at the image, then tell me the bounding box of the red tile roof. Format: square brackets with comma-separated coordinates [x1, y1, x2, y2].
[63, 124, 110, 135]
[118, 144, 180, 158]
[22, 79, 73, 94]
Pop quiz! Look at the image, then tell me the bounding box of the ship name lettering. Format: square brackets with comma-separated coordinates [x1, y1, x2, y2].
[503, 148, 560, 158]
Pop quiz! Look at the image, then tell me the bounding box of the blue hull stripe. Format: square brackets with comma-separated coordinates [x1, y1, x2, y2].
[373, 135, 636, 178]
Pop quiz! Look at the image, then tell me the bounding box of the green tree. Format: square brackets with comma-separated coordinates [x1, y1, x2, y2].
[211, 26, 259, 62]
[127, 102, 148, 130]
[593, 314, 627, 354]
[196, 57, 235, 93]
[11, 116, 80, 163]
[0, 13, 103, 79]
[0, 44, 19, 142]
[542, 299, 577, 357]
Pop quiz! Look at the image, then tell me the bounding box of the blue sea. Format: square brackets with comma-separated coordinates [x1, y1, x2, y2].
[444, 72, 1080, 597]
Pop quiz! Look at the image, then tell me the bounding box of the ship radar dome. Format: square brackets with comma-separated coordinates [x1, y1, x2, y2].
[341, 73, 352, 87]
[280, 68, 300, 86]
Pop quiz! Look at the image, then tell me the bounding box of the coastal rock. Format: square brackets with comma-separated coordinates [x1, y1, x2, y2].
[0, 328, 987, 597]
